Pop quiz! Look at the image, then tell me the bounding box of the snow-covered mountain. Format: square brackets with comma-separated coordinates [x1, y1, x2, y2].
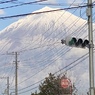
[0, 6, 95, 95]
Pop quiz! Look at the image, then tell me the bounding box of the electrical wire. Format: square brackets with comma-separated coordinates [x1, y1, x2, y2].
[18, 11, 87, 64]
[0, 3, 95, 20]
[14, 0, 89, 86]
[18, 0, 87, 54]
[17, 44, 91, 93]
[17, 0, 81, 53]
[0, 0, 47, 9]
[0, 0, 86, 55]
[0, 4, 90, 20]
[11, 21, 89, 91]
[17, 50, 94, 93]
[0, 0, 94, 93]
[0, 0, 17, 4]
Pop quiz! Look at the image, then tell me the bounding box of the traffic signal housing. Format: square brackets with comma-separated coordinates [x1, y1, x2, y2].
[61, 37, 89, 48]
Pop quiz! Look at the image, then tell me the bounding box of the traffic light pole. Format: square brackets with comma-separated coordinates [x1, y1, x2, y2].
[61, 0, 94, 94]
[87, 0, 94, 95]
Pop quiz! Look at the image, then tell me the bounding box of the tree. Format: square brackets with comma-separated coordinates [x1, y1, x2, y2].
[31, 73, 76, 95]
[39, 73, 60, 95]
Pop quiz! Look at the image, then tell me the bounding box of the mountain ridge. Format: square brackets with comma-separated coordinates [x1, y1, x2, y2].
[0, 6, 94, 94]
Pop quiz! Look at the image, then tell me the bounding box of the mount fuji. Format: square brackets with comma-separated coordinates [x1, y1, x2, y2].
[0, 6, 95, 95]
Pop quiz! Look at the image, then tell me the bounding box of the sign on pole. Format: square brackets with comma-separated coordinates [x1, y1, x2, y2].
[61, 78, 71, 89]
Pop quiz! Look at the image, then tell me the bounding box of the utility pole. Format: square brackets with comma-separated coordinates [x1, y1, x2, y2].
[0, 77, 9, 95]
[7, 77, 9, 95]
[15, 52, 18, 95]
[7, 52, 19, 95]
[14, 52, 18, 95]
[61, 0, 94, 94]
[87, 0, 94, 95]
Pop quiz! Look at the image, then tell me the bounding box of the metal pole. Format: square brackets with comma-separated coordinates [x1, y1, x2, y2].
[87, 0, 94, 95]
[15, 52, 18, 95]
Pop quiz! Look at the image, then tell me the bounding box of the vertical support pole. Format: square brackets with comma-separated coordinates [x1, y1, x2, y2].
[7, 77, 9, 95]
[87, 0, 94, 95]
[15, 52, 18, 95]
[0, 77, 9, 95]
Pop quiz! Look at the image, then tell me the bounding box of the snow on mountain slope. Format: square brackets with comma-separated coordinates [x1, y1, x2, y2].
[0, 6, 95, 94]
[0, 7, 88, 52]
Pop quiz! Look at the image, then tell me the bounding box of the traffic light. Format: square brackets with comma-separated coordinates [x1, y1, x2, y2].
[61, 37, 89, 48]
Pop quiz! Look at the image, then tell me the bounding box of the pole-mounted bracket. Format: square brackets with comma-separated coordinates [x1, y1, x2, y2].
[90, 87, 95, 89]
[87, 44, 94, 48]
[61, 39, 66, 44]
[86, 8, 91, 16]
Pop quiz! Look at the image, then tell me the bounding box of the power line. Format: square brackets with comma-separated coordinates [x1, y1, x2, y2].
[0, 0, 94, 93]
[0, 4, 90, 20]
[0, 0, 17, 4]
[0, 0, 47, 9]
[18, 86, 38, 94]
[0, 0, 85, 55]
[33, 3, 86, 6]
[0, 0, 84, 63]
[17, 48, 90, 89]
[0, 7, 89, 90]
[17, 0, 84, 53]
[6, 0, 87, 55]
[17, 50, 94, 93]
[12, 1, 89, 87]
[0, 2, 87, 10]
[19, 42, 60, 53]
